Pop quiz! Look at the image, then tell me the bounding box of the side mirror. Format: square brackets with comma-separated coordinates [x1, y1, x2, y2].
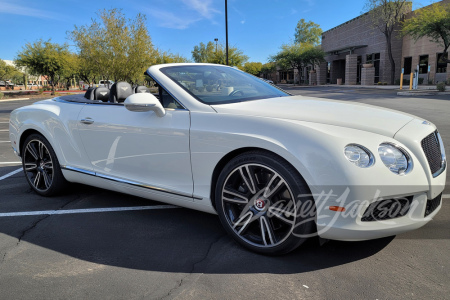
[124, 93, 165, 117]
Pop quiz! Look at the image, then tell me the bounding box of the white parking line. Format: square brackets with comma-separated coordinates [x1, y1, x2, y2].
[0, 162, 21, 165]
[443, 194, 450, 199]
[0, 168, 22, 181]
[0, 141, 11, 143]
[0, 205, 179, 217]
[0, 129, 9, 132]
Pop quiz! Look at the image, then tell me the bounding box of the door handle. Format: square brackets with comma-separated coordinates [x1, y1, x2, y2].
[80, 118, 94, 125]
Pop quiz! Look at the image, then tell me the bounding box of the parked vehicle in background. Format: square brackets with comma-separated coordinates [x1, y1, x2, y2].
[260, 78, 274, 84]
[83, 80, 114, 90]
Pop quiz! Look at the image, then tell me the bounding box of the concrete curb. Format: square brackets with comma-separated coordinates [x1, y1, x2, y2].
[397, 91, 450, 96]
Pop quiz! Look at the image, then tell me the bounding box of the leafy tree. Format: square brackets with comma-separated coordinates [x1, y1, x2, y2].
[260, 62, 277, 81]
[270, 43, 325, 85]
[15, 39, 72, 94]
[364, 0, 411, 84]
[402, 1, 450, 63]
[69, 9, 156, 85]
[0, 60, 17, 88]
[155, 50, 190, 64]
[191, 41, 249, 67]
[242, 62, 263, 76]
[294, 19, 323, 45]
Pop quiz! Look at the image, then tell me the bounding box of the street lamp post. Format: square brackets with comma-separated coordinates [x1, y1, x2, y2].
[214, 38, 218, 53]
[225, 0, 229, 65]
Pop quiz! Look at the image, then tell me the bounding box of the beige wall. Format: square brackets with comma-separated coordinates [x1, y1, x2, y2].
[401, 0, 450, 84]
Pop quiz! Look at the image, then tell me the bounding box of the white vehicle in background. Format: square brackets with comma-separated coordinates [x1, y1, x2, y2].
[8, 63, 446, 255]
[83, 80, 114, 90]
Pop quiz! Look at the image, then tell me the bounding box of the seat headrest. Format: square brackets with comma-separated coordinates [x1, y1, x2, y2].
[135, 85, 150, 94]
[109, 82, 133, 103]
[84, 87, 95, 99]
[93, 87, 110, 102]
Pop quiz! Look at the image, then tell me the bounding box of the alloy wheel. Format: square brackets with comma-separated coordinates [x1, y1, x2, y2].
[221, 163, 297, 248]
[23, 139, 54, 191]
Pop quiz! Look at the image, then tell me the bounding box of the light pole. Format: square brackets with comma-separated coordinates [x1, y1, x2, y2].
[214, 38, 218, 53]
[225, 0, 229, 65]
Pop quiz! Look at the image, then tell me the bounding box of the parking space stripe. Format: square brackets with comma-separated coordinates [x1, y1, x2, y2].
[0, 162, 21, 165]
[0, 168, 22, 181]
[443, 194, 450, 199]
[0, 205, 179, 217]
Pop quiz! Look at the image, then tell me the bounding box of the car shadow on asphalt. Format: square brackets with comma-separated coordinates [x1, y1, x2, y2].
[0, 182, 395, 275]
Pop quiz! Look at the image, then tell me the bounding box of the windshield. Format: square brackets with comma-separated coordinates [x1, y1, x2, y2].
[160, 65, 289, 105]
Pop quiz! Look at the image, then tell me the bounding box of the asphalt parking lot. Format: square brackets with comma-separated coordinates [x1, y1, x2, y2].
[0, 88, 449, 299]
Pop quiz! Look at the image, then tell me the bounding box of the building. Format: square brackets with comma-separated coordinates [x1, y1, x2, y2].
[320, 6, 408, 85]
[271, 0, 449, 86]
[401, 0, 450, 84]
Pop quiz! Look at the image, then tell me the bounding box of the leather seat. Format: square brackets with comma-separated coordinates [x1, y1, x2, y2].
[135, 85, 150, 93]
[109, 82, 133, 103]
[93, 87, 110, 102]
[84, 87, 95, 100]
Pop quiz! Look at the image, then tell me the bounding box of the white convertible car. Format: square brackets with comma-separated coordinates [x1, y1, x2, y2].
[9, 63, 446, 254]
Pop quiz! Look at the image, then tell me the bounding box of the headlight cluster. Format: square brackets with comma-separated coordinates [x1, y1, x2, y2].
[378, 143, 411, 175]
[344, 143, 412, 175]
[344, 145, 374, 168]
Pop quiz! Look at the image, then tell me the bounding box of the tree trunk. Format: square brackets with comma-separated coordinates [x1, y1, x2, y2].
[385, 31, 396, 85]
[51, 76, 55, 95]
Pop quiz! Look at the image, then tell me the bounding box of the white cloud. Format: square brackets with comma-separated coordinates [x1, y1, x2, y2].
[240, 20, 245, 24]
[181, 0, 220, 20]
[147, 8, 201, 29]
[146, 0, 220, 29]
[0, 1, 61, 20]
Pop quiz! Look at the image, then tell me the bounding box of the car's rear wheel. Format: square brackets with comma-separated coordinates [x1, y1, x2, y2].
[215, 151, 316, 255]
[22, 134, 67, 196]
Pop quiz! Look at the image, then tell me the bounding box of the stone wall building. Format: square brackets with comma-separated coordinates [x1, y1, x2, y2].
[269, 0, 450, 86]
[320, 8, 406, 85]
[401, 0, 450, 84]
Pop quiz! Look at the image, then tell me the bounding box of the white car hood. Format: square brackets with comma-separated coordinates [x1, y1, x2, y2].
[211, 95, 416, 137]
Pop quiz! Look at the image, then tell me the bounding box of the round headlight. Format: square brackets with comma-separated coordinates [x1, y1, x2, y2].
[344, 144, 374, 168]
[378, 143, 412, 175]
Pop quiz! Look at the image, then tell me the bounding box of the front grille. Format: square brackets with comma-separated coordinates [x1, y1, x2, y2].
[361, 196, 413, 222]
[424, 193, 442, 217]
[421, 131, 442, 175]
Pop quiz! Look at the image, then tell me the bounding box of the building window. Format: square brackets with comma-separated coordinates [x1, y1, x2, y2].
[419, 55, 429, 74]
[436, 53, 448, 73]
[404, 57, 412, 74]
[326, 62, 331, 84]
[367, 53, 380, 83]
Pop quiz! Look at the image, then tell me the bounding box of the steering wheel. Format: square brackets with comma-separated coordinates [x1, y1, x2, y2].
[230, 90, 244, 97]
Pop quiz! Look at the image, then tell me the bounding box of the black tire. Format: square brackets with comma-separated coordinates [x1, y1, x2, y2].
[215, 150, 316, 255]
[21, 133, 68, 196]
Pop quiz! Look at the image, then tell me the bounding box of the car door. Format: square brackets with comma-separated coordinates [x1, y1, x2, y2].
[76, 99, 193, 198]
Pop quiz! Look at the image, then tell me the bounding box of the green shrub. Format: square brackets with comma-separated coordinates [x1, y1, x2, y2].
[0, 92, 3, 100]
[377, 82, 383, 85]
[383, 82, 388, 85]
[436, 82, 446, 92]
[38, 88, 44, 95]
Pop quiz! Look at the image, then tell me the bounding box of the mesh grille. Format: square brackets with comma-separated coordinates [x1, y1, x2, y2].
[425, 193, 442, 217]
[361, 197, 413, 222]
[421, 131, 442, 175]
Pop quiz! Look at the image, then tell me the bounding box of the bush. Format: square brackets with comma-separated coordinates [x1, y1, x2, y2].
[0, 92, 3, 100]
[38, 88, 44, 95]
[43, 85, 51, 91]
[377, 82, 383, 85]
[436, 82, 446, 92]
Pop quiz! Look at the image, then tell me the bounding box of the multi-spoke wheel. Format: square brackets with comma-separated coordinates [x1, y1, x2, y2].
[215, 151, 315, 255]
[22, 134, 67, 196]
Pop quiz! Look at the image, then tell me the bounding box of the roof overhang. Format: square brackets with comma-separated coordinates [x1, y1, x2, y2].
[326, 45, 368, 55]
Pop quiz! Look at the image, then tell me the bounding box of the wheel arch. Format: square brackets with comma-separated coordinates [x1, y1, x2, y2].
[209, 147, 311, 211]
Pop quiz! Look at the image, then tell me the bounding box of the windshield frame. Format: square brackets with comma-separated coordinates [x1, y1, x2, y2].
[160, 65, 291, 105]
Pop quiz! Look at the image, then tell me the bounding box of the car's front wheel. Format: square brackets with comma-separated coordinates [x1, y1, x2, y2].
[215, 151, 316, 255]
[22, 134, 67, 196]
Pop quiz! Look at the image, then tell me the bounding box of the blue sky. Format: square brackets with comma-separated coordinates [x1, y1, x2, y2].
[0, 0, 440, 64]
